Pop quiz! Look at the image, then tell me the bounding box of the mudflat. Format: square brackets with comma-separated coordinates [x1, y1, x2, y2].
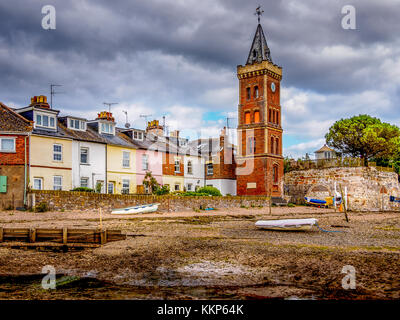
[0, 206, 399, 299]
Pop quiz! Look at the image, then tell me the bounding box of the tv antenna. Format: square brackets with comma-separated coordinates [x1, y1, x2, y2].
[50, 84, 64, 109]
[103, 102, 118, 112]
[122, 110, 130, 129]
[140, 114, 152, 127]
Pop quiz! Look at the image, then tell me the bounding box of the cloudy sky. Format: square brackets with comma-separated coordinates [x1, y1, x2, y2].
[1, 0, 399, 158]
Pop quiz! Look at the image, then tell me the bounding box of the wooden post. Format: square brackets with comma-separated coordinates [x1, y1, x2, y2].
[29, 228, 36, 243]
[100, 230, 107, 245]
[339, 184, 349, 222]
[99, 208, 103, 230]
[63, 228, 68, 244]
[0, 227, 3, 243]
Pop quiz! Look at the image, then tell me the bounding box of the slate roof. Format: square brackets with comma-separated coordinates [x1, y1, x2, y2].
[246, 24, 273, 65]
[0, 102, 33, 132]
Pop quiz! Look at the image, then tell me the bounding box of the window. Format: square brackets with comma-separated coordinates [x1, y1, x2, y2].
[244, 112, 251, 124]
[254, 111, 260, 123]
[254, 86, 259, 98]
[53, 176, 62, 191]
[53, 144, 62, 161]
[269, 109, 272, 123]
[187, 161, 193, 174]
[108, 182, 115, 194]
[36, 113, 56, 129]
[36, 114, 42, 125]
[138, 132, 143, 139]
[0, 138, 16, 152]
[187, 183, 193, 191]
[276, 111, 279, 125]
[122, 151, 130, 167]
[80, 147, 89, 164]
[246, 87, 251, 100]
[80, 177, 89, 188]
[270, 137, 274, 154]
[174, 160, 180, 173]
[273, 165, 278, 184]
[33, 178, 43, 190]
[207, 163, 213, 175]
[134, 131, 138, 139]
[275, 138, 279, 155]
[101, 122, 113, 134]
[142, 154, 149, 171]
[70, 119, 85, 130]
[50, 117, 55, 127]
[248, 137, 256, 154]
[122, 179, 130, 194]
[174, 184, 180, 191]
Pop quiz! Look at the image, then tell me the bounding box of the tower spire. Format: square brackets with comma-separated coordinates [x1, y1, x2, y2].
[246, 14, 272, 65]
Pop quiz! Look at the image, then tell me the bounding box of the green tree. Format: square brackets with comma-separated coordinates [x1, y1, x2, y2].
[142, 171, 159, 194]
[325, 115, 400, 166]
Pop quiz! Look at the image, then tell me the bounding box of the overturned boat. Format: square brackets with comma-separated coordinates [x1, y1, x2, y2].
[111, 203, 160, 215]
[255, 218, 318, 231]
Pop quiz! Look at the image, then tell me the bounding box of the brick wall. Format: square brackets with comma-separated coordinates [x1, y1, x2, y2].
[0, 165, 26, 209]
[284, 166, 400, 211]
[28, 190, 270, 212]
[162, 153, 184, 176]
[0, 135, 29, 165]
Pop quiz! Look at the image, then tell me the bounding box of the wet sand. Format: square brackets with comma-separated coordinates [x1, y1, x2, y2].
[0, 206, 399, 299]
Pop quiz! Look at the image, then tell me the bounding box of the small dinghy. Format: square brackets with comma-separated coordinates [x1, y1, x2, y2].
[111, 203, 160, 215]
[255, 218, 318, 231]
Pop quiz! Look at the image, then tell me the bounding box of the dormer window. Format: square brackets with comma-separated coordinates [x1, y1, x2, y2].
[133, 130, 143, 141]
[35, 112, 56, 130]
[69, 118, 86, 131]
[101, 122, 114, 134]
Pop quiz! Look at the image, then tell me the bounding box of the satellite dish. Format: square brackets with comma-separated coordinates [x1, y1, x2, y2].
[125, 123, 130, 129]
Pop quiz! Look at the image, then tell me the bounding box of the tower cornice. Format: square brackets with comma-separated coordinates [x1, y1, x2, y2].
[237, 60, 282, 80]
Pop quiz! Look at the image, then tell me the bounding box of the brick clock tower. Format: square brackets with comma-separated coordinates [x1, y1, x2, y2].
[236, 18, 284, 197]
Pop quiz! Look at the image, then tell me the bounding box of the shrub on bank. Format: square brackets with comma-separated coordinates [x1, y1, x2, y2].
[196, 186, 222, 196]
[71, 187, 94, 192]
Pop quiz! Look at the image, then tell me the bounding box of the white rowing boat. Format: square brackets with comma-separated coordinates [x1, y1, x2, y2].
[255, 218, 318, 231]
[111, 203, 160, 215]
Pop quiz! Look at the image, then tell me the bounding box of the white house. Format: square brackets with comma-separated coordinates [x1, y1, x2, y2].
[184, 153, 205, 192]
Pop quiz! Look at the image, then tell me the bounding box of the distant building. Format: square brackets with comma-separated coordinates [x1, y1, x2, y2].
[314, 144, 336, 160]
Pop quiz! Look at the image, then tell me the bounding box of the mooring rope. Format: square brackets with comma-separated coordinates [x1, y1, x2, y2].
[315, 222, 345, 233]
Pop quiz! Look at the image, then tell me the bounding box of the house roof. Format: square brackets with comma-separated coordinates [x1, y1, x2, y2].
[0, 102, 33, 132]
[314, 144, 335, 153]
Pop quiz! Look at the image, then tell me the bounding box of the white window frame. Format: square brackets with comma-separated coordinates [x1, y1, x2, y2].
[69, 118, 86, 131]
[33, 178, 43, 190]
[80, 177, 89, 188]
[53, 144, 63, 162]
[53, 176, 62, 191]
[122, 151, 130, 168]
[80, 147, 89, 164]
[207, 163, 213, 175]
[187, 183, 192, 191]
[174, 183, 180, 191]
[142, 154, 149, 171]
[174, 160, 180, 173]
[108, 182, 115, 194]
[35, 111, 56, 129]
[0, 137, 16, 152]
[100, 122, 114, 135]
[187, 160, 193, 174]
[122, 179, 130, 194]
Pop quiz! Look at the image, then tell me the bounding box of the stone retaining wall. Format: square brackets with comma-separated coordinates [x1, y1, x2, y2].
[28, 190, 270, 212]
[284, 166, 400, 211]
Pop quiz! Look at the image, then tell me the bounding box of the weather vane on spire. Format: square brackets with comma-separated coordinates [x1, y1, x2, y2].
[255, 5, 264, 24]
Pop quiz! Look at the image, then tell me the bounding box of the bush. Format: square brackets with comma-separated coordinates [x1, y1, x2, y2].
[154, 185, 170, 195]
[287, 203, 296, 207]
[196, 186, 222, 196]
[71, 187, 94, 192]
[35, 202, 49, 212]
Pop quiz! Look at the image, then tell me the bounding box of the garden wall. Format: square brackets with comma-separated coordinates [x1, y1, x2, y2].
[28, 190, 269, 212]
[284, 166, 400, 211]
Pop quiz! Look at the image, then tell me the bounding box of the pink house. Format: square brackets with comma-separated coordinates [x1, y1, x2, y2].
[135, 148, 163, 192]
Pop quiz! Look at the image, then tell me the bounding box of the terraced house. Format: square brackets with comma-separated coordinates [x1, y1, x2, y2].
[0, 102, 32, 209]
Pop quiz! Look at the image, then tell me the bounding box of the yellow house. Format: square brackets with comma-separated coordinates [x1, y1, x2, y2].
[29, 135, 73, 191]
[15, 96, 73, 191]
[106, 144, 136, 194]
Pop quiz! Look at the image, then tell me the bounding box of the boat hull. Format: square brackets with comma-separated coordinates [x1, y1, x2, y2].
[255, 218, 317, 231]
[111, 203, 160, 215]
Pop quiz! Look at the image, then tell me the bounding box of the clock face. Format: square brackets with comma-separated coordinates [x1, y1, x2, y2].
[271, 82, 276, 92]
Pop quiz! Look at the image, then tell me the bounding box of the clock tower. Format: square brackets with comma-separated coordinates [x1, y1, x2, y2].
[236, 19, 284, 197]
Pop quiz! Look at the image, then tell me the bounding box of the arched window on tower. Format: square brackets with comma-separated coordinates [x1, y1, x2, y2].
[244, 111, 251, 124]
[254, 86, 259, 98]
[275, 138, 279, 155]
[254, 110, 260, 123]
[269, 109, 272, 123]
[276, 111, 279, 125]
[246, 87, 251, 100]
[273, 165, 278, 184]
[270, 137, 274, 154]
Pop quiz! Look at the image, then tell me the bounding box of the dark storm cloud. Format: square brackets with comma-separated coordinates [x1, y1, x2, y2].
[0, 0, 399, 135]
